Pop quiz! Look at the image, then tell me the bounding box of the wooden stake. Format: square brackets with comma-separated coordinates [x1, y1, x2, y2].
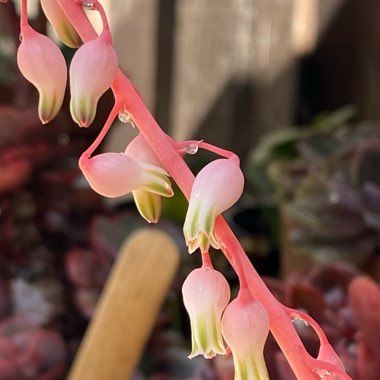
[68, 228, 180, 380]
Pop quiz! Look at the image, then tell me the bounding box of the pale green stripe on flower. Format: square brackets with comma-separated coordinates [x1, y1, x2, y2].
[234, 357, 269, 380]
[38, 93, 58, 124]
[145, 168, 170, 181]
[132, 189, 161, 223]
[196, 317, 208, 352]
[140, 162, 174, 198]
[189, 206, 200, 238]
[189, 313, 226, 359]
[204, 209, 214, 234]
[70, 96, 97, 128]
[185, 206, 219, 253]
[60, 21, 82, 48]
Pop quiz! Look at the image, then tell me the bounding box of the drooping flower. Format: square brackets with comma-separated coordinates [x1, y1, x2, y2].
[79, 152, 173, 199]
[221, 289, 270, 380]
[124, 133, 165, 223]
[69, 30, 118, 127]
[183, 157, 244, 253]
[40, 0, 81, 48]
[182, 266, 230, 359]
[17, 25, 67, 124]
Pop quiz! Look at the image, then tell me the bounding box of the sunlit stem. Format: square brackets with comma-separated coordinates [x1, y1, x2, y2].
[175, 140, 238, 160]
[90, 0, 111, 33]
[20, 0, 28, 27]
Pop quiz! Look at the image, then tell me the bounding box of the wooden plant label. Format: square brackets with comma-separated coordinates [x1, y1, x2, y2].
[68, 228, 180, 380]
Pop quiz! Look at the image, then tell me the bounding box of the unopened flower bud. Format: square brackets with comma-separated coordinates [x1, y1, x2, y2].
[79, 153, 173, 198]
[221, 289, 270, 380]
[182, 266, 230, 359]
[69, 30, 118, 127]
[17, 25, 67, 124]
[40, 0, 81, 48]
[183, 157, 244, 253]
[125, 133, 165, 223]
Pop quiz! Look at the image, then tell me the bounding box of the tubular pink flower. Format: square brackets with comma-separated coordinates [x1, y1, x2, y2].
[69, 30, 118, 127]
[125, 133, 166, 222]
[182, 266, 230, 359]
[17, 25, 67, 124]
[183, 157, 244, 253]
[79, 152, 173, 198]
[40, 0, 81, 48]
[124, 133, 163, 167]
[221, 289, 270, 380]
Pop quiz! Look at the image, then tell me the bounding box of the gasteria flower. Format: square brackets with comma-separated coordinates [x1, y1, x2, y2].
[79, 152, 173, 199]
[221, 289, 270, 380]
[125, 133, 165, 223]
[40, 0, 81, 48]
[183, 157, 244, 253]
[17, 25, 67, 124]
[182, 266, 230, 359]
[69, 30, 118, 127]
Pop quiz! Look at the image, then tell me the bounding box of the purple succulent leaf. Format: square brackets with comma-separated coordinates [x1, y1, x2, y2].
[349, 277, 380, 348]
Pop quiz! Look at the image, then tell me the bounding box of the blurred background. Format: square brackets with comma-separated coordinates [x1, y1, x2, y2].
[1, 0, 380, 379]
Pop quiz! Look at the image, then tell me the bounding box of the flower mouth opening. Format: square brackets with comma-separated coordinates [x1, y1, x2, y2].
[187, 231, 220, 254]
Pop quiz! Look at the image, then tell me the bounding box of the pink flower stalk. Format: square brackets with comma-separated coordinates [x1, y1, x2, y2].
[9, 2, 353, 378]
[79, 152, 173, 199]
[221, 289, 270, 380]
[182, 266, 230, 359]
[40, 0, 81, 48]
[183, 157, 244, 253]
[124, 133, 165, 222]
[17, 25, 67, 124]
[69, 30, 118, 127]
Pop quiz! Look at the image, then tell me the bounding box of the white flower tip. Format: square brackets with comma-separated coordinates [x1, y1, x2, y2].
[186, 230, 220, 254]
[140, 163, 174, 198]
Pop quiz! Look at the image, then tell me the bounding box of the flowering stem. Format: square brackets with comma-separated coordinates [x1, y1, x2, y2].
[201, 251, 212, 268]
[198, 141, 238, 160]
[175, 140, 238, 160]
[20, 0, 28, 27]
[55, 2, 352, 379]
[81, 102, 121, 158]
[85, 0, 111, 34]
